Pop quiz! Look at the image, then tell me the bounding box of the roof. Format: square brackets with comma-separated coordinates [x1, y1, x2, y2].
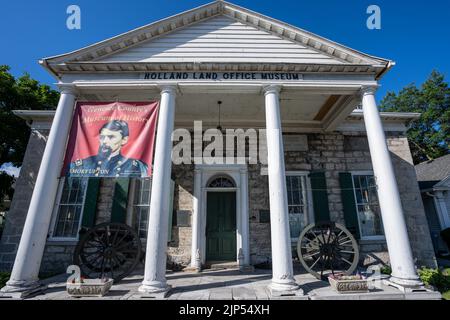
[415, 154, 450, 188]
[40, 1, 393, 79]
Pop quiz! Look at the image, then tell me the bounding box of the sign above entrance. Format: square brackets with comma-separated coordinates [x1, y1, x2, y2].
[141, 72, 303, 82]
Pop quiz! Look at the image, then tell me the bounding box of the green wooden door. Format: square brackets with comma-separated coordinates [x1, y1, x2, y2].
[206, 192, 236, 262]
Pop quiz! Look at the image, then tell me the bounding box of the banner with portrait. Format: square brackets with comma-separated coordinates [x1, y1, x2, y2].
[62, 101, 159, 178]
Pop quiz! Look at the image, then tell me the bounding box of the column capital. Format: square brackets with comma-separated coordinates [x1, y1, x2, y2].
[158, 84, 178, 95]
[360, 85, 378, 97]
[262, 84, 282, 96]
[57, 84, 78, 96]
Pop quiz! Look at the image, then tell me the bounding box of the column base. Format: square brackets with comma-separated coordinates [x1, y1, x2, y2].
[268, 280, 306, 299]
[138, 281, 171, 298]
[0, 279, 47, 299]
[383, 277, 429, 293]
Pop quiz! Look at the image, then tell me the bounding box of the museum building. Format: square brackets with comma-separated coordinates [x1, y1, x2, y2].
[0, 1, 437, 297]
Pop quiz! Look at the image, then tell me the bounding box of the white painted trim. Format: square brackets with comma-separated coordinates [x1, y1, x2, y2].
[285, 171, 314, 243]
[350, 171, 386, 241]
[48, 177, 89, 242]
[432, 191, 450, 229]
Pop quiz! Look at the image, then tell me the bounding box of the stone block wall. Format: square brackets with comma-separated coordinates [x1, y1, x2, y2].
[0, 129, 49, 272]
[95, 178, 116, 224]
[168, 164, 194, 267]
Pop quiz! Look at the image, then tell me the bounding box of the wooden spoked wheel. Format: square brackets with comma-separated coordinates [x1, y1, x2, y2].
[73, 222, 142, 283]
[297, 221, 359, 280]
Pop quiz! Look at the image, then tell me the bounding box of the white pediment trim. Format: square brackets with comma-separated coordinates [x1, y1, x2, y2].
[40, 1, 393, 78]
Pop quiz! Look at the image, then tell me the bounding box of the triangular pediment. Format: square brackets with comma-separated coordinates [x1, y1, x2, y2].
[96, 15, 345, 65]
[41, 1, 392, 77]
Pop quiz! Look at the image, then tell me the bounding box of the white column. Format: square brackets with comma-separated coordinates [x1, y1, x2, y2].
[190, 168, 202, 270]
[1, 88, 77, 294]
[361, 86, 423, 287]
[263, 85, 300, 294]
[240, 168, 250, 266]
[434, 191, 450, 229]
[139, 85, 176, 295]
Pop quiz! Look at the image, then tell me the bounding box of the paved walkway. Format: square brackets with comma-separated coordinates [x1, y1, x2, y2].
[15, 267, 441, 300]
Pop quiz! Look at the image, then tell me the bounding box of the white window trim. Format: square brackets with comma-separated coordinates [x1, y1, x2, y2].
[286, 171, 314, 243]
[127, 178, 152, 241]
[350, 171, 386, 241]
[48, 177, 88, 242]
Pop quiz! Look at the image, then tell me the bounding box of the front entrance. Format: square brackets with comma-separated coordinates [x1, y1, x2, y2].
[205, 191, 236, 262]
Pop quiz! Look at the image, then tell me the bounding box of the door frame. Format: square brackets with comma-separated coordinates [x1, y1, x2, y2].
[195, 164, 249, 266]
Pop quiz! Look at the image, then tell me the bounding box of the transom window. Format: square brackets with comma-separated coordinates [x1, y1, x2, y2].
[131, 178, 152, 239]
[52, 177, 88, 239]
[208, 176, 235, 188]
[352, 174, 384, 239]
[286, 173, 310, 241]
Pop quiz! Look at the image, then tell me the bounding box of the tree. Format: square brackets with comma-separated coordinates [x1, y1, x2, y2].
[0, 65, 59, 201]
[379, 70, 450, 164]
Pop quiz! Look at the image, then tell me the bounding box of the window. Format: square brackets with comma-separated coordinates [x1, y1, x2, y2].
[286, 173, 310, 241]
[208, 176, 235, 188]
[352, 174, 384, 239]
[52, 177, 88, 239]
[131, 178, 152, 239]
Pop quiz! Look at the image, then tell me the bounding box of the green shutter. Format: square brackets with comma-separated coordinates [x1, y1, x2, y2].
[81, 178, 100, 228]
[111, 178, 130, 223]
[339, 172, 360, 239]
[310, 171, 331, 222]
[167, 179, 175, 242]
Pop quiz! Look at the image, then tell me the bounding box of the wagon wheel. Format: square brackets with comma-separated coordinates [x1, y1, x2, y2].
[297, 221, 359, 281]
[73, 222, 142, 283]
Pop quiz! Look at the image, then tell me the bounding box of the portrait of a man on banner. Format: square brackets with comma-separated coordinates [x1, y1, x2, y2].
[62, 101, 159, 178]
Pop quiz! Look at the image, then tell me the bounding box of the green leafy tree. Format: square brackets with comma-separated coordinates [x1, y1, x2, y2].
[379, 70, 450, 164]
[0, 65, 59, 200]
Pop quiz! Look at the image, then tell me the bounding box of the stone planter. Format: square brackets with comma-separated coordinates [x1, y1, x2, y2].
[66, 278, 113, 297]
[328, 275, 369, 294]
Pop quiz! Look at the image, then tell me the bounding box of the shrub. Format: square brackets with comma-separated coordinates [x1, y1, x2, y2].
[418, 267, 450, 292]
[380, 265, 392, 275]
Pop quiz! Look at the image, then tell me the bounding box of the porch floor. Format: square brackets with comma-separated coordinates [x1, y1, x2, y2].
[12, 267, 442, 300]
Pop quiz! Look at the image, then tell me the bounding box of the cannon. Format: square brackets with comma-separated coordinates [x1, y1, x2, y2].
[297, 221, 360, 280]
[73, 222, 142, 283]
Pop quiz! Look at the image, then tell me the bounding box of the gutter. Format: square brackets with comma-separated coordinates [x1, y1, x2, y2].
[38, 59, 61, 82]
[375, 60, 395, 81]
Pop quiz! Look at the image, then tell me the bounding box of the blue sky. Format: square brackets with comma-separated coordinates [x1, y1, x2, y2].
[0, 0, 449, 102]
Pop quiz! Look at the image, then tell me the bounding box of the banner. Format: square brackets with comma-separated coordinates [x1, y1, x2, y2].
[62, 101, 159, 178]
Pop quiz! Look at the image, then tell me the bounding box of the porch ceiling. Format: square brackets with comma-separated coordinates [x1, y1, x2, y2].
[76, 89, 358, 131]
